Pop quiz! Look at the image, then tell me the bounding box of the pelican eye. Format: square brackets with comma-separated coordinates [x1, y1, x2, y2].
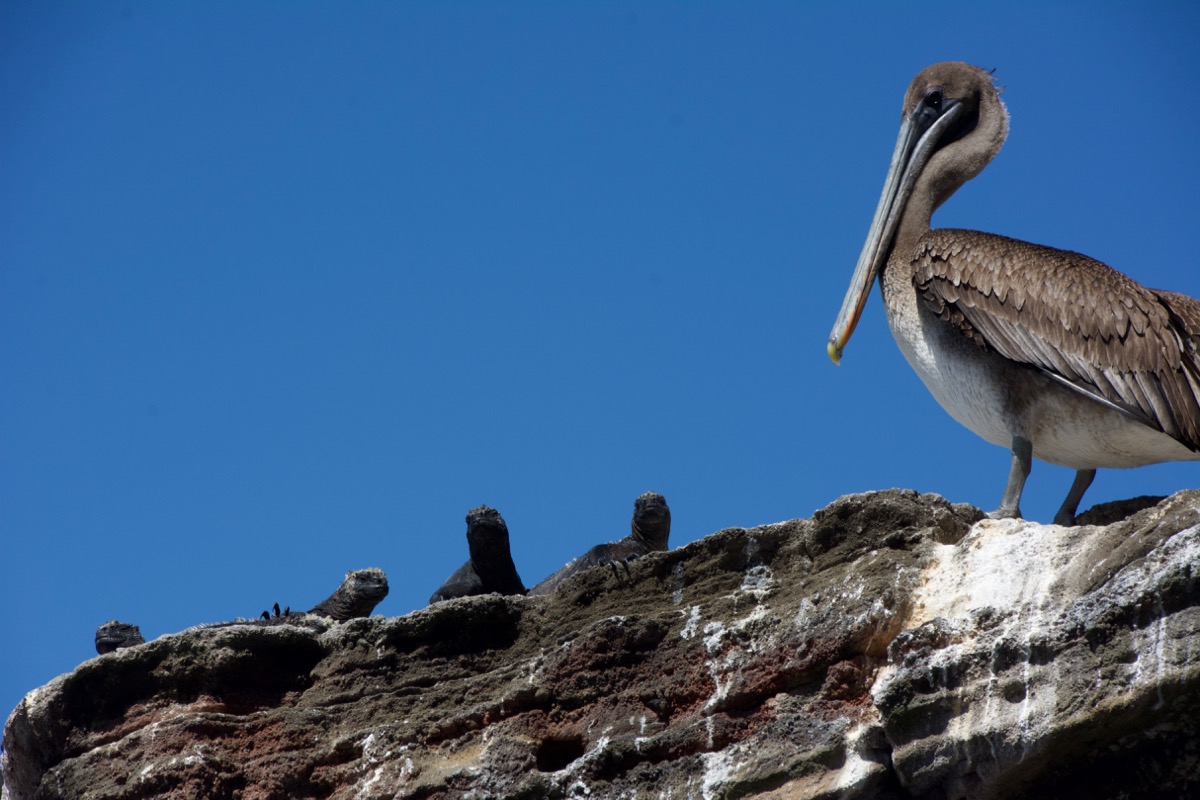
[912, 86, 948, 129]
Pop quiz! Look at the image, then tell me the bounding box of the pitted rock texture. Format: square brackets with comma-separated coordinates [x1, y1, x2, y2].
[4, 489, 1199, 800]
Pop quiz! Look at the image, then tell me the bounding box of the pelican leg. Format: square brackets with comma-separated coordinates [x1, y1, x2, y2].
[1052, 468, 1095, 527]
[989, 436, 1032, 520]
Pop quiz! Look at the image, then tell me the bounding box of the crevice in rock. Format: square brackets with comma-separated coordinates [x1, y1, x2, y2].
[534, 732, 586, 772]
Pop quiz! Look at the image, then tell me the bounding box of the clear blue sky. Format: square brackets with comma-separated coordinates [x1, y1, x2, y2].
[3, 3, 1199, 721]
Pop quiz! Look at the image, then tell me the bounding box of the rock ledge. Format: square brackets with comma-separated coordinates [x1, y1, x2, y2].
[4, 489, 1199, 800]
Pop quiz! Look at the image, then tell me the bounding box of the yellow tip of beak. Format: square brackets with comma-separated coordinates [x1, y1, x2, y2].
[827, 339, 842, 365]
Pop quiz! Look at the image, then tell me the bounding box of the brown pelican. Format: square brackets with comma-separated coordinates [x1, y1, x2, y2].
[828, 61, 1200, 525]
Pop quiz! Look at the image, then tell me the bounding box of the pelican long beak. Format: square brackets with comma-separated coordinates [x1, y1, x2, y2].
[827, 99, 964, 364]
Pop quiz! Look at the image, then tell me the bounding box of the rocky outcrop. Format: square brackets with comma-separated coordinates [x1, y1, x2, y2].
[4, 489, 1199, 800]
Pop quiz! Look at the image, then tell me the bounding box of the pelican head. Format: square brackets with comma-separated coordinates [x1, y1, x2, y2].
[828, 62, 1008, 364]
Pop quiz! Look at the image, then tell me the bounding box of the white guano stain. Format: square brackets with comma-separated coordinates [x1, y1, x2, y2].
[880, 517, 1200, 769]
[832, 722, 878, 791]
[679, 605, 701, 639]
[700, 747, 742, 800]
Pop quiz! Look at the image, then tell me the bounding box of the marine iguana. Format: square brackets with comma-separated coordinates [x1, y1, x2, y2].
[94, 620, 146, 654]
[187, 568, 388, 633]
[429, 505, 527, 604]
[259, 568, 388, 621]
[154, 568, 386, 642]
[307, 567, 389, 620]
[529, 491, 670, 596]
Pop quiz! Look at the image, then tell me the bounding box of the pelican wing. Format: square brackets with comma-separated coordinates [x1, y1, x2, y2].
[913, 229, 1200, 449]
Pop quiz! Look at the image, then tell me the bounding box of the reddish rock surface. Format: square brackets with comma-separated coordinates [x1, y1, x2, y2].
[4, 489, 1199, 799]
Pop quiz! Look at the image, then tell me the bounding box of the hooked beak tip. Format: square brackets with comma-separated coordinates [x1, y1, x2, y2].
[827, 339, 843, 365]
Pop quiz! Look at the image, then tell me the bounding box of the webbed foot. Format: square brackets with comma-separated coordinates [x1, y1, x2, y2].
[986, 505, 1022, 521]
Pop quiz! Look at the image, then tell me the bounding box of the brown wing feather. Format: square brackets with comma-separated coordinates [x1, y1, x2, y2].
[913, 229, 1200, 449]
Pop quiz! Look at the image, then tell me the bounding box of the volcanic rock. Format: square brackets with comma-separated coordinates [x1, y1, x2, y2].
[4, 489, 1198, 799]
